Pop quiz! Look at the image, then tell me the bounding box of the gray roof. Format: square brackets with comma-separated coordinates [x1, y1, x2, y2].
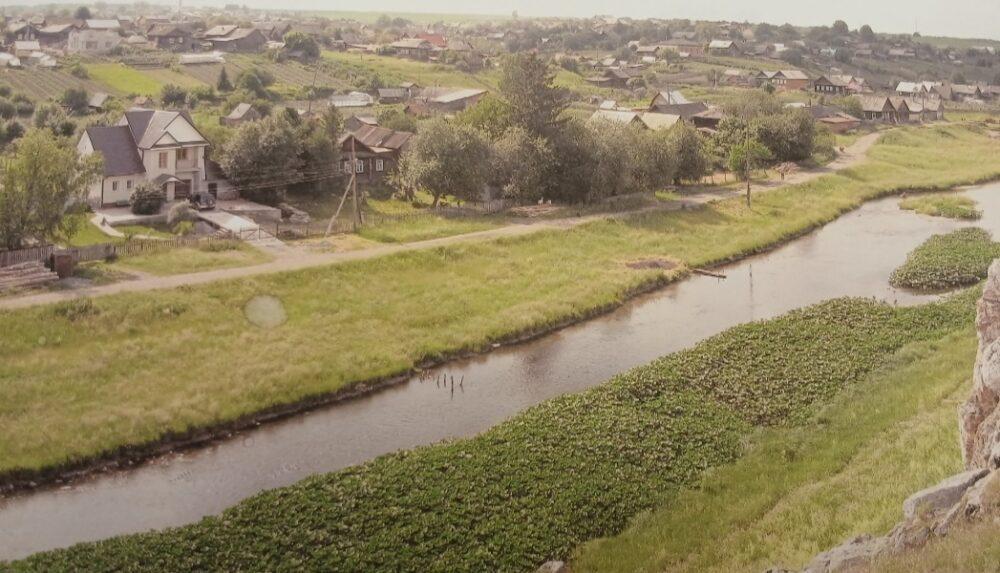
[86, 126, 145, 177]
[123, 109, 206, 149]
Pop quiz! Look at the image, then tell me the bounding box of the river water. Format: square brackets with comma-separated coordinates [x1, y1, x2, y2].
[3, 184, 1000, 561]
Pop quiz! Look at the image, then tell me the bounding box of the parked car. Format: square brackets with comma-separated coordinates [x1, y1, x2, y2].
[189, 192, 216, 211]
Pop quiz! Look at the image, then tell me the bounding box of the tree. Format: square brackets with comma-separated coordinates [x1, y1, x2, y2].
[217, 67, 233, 92]
[283, 31, 320, 60]
[393, 119, 492, 206]
[780, 48, 804, 66]
[953, 72, 968, 84]
[74, 6, 92, 20]
[160, 84, 187, 107]
[319, 105, 343, 143]
[498, 53, 570, 137]
[0, 129, 101, 249]
[728, 138, 773, 207]
[832, 20, 850, 35]
[491, 126, 553, 202]
[669, 122, 708, 183]
[377, 107, 418, 133]
[456, 93, 513, 140]
[60, 88, 89, 115]
[859, 25, 876, 42]
[219, 115, 302, 204]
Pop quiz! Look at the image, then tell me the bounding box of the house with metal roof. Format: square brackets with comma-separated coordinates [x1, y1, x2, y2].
[77, 109, 222, 207]
[338, 125, 414, 185]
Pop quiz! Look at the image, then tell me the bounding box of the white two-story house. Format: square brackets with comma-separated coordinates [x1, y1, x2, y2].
[78, 109, 230, 208]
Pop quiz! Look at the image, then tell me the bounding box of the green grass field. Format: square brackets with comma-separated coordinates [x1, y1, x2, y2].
[322, 50, 498, 89]
[109, 243, 271, 276]
[85, 63, 205, 96]
[0, 125, 997, 485]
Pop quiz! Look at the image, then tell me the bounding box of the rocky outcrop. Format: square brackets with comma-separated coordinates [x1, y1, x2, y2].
[798, 261, 1000, 573]
[960, 259, 1000, 469]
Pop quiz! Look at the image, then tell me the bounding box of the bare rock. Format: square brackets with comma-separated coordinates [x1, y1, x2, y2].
[536, 560, 569, 573]
[901, 468, 989, 522]
[961, 260, 1000, 468]
[803, 534, 887, 573]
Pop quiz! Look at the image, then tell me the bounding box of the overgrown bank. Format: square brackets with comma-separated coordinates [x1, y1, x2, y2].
[890, 227, 1000, 290]
[1, 125, 999, 489]
[8, 290, 979, 571]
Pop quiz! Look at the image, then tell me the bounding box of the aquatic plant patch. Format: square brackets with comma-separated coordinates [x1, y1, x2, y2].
[890, 228, 1000, 290]
[11, 293, 977, 572]
[899, 193, 981, 220]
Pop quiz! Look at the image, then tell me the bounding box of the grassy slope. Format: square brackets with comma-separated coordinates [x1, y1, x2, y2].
[8, 293, 977, 571]
[890, 228, 1000, 290]
[0, 125, 997, 480]
[871, 519, 1000, 572]
[900, 192, 981, 220]
[574, 329, 975, 572]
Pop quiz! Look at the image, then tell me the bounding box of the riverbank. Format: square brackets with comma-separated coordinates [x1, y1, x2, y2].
[7, 290, 979, 570]
[1, 125, 999, 492]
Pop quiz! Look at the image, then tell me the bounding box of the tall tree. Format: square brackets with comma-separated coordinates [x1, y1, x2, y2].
[219, 115, 302, 205]
[498, 53, 570, 137]
[216, 67, 232, 92]
[859, 24, 876, 42]
[393, 119, 491, 206]
[73, 6, 91, 20]
[670, 122, 708, 184]
[0, 129, 101, 249]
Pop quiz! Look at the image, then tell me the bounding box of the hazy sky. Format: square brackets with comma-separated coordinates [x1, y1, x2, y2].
[7, 0, 998, 40]
[194, 0, 998, 41]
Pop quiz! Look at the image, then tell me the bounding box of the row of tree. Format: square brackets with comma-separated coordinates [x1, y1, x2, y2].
[393, 54, 822, 207]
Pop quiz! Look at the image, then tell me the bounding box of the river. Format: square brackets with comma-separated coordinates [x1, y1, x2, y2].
[3, 183, 1000, 561]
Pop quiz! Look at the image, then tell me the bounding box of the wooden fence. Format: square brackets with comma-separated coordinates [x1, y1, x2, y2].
[0, 236, 241, 268]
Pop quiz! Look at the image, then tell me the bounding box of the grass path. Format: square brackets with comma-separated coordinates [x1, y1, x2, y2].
[0, 132, 882, 312]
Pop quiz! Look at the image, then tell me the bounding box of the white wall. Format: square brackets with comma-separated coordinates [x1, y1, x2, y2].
[67, 29, 121, 54]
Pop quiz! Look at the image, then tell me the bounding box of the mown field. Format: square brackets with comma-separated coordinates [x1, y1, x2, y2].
[85, 63, 206, 96]
[8, 290, 979, 571]
[0, 125, 998, 486]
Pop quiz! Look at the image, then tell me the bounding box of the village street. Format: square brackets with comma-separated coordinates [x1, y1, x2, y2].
[0, 131, 881, 312]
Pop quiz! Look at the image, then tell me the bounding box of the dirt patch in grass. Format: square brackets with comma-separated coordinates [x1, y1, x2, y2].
[626, 258, 680, 271]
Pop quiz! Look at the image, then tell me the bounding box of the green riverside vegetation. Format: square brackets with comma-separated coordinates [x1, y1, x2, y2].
[8, 291, 979, 571]
[574, 328, 976, 572]
[1, 126, 999, 483]
[899, 192, 982, 220]
[890, 227, 1000, 290]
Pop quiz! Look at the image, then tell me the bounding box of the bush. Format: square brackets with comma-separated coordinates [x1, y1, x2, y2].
[13, 98, 34, 117]
[0, 98, 15, 119]
[60, 88, 89, 115]
[167, 201, 198, 225]
[160, 84, 187, 107]
[129, 184, 166, 215]
[68, 62, 89, 79]
[172, 220, 195, 236]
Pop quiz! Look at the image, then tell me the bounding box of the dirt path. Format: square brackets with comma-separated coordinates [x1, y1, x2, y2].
[0, 133, 882, 312]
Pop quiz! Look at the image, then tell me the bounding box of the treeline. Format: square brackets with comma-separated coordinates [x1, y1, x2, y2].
[394, 54, 825, 206]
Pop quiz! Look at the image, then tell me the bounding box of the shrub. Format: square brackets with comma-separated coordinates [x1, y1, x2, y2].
[160, 84, 187, 107]
[173, 220, 195, 236]
[0, 98, 15, 119]
[60, 88, 89, 115]
[129, 184, 166, 215]
[67, 62, 89, 79]
[167, 201, 198, 225]
[13, 98, 34, 117]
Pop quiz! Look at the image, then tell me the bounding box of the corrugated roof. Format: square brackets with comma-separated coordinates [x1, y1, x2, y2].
[86, 126, 145, 177]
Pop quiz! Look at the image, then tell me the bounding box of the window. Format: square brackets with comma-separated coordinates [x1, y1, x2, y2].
[111, 181, 118, 191]
[177, 148, 189, 161]
[342, 160, 351, 172]
[158, 152, 168, 168]
[356, 161, 364, 174]
[126, 179, 133, 189]
[375, 159, 384, 172]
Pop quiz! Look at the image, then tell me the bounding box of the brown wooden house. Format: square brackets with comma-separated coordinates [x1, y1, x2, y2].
[338, 125, 414, 185]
